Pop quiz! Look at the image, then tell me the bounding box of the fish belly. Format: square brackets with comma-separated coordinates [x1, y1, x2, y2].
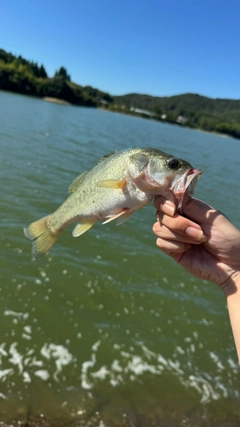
[49, 183, 152, 232]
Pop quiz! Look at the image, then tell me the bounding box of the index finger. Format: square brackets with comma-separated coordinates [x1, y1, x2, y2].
[154, 196, 176, 217]
[156, 210, 206, 241]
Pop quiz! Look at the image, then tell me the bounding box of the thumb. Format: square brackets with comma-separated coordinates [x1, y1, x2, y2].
[182, 195, 214, 224]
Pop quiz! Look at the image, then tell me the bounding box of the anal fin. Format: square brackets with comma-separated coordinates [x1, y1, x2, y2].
[72, 220, 96, 237]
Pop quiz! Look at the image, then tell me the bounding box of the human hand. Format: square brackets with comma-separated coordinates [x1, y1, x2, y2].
[153, 195, 240, 294]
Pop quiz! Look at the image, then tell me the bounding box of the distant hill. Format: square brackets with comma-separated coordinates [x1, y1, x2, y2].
[112, 93, 240, 139]
[0, 48, 240, 139]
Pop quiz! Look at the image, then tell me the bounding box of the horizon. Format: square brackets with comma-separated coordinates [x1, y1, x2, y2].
[2, 47, 240, 102]
[1, 0, 240, 100]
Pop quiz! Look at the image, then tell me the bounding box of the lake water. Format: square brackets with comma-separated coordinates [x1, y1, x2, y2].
[0, 90, 239, 426]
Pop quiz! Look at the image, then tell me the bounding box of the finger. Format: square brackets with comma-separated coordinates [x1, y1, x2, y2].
[153, 221, 204, 244]
[156, 237, 192, 255]
[154, 196, 176, 217]
[154, 196, 206, 239]
[154, 195, 215, 226]
[181, 195, 215, 224]
[154, 213, 206, 242]
[156, 211, 202, 232]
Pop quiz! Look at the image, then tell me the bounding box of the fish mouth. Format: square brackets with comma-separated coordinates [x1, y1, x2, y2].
[172, 168, 203, 212]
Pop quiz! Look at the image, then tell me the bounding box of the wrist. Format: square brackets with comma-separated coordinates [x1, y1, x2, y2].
[222, 271, 240, 363]
[222, 271, 240, 298]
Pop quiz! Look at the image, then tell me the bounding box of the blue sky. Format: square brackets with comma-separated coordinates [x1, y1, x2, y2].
[1, 0, 240, 98]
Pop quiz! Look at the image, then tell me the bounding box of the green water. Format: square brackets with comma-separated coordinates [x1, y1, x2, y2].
[0, 90, 239, 425]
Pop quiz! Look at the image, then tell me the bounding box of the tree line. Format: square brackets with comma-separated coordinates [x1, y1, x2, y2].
[112, 93, 240, 139]
[0, 49, 113, 107]
[0, 48, 240, 139]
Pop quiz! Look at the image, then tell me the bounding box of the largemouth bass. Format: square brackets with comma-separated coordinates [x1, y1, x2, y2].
[24, 147, 202, 259]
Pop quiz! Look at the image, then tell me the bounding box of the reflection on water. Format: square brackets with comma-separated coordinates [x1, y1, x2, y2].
[0, 90, 240, 425]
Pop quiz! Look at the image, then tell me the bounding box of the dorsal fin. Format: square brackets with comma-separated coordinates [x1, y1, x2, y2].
[68, 171, 88, 193]
[98, 151, 118, 164]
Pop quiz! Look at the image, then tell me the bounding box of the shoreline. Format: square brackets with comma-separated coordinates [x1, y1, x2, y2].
[99, 107, 233, 139]
[43, 97, 72, 106]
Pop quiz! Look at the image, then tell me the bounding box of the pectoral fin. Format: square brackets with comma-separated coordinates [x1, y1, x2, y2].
[72, 220, 96, 237]
[102, 209, 129, 225]
[96, 179, 126, 190]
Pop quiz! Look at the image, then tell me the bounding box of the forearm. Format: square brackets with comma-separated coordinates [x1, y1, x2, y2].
[224, 273, 240, 363]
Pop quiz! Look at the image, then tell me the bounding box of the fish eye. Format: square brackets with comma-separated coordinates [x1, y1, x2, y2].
[167, 158, 181, 170]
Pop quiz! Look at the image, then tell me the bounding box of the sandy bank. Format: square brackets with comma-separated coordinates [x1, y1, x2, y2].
[43, 97, 72, 106]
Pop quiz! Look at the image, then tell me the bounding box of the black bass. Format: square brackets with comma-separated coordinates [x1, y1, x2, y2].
[24, 147, 202, 259]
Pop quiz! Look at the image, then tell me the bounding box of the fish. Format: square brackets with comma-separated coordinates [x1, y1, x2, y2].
[24, 147, 202, 259]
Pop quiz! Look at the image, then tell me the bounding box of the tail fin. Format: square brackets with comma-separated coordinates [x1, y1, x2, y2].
[24, 215, 60, 260]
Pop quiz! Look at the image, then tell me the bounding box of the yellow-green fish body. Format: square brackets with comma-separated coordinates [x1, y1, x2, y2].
[24, 147, 202, 259]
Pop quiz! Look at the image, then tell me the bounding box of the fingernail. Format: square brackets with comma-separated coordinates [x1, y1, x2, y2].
[162, 201, 175, 217]
[185, 227, 207, 241]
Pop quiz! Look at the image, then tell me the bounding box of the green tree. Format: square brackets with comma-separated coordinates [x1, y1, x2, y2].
[54, 66, 71, 81]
